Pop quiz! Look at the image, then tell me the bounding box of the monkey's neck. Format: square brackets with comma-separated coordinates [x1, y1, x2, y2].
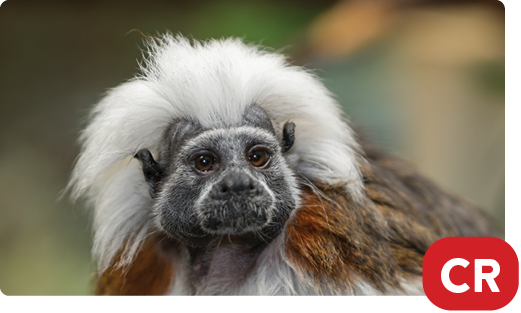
[182, 240, 268, 294]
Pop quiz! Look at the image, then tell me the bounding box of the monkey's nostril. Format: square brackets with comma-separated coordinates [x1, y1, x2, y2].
[221, 186, 228, 193]
[249, 184, 255, 191]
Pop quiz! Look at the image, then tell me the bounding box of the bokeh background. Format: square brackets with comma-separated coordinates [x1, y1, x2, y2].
[0, 0, 504, 295]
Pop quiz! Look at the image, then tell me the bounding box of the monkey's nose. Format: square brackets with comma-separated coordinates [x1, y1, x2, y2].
[217, 172, 258, 197]
[200, 171, 272, 234]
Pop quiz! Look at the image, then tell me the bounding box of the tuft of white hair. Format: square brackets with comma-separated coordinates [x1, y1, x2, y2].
[68, 34, 363, 272]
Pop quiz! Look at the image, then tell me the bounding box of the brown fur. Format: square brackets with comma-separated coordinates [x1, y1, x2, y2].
[285, 138, 499, 293]
[95, 236, 175, 295]
[286, 183, 403, 292]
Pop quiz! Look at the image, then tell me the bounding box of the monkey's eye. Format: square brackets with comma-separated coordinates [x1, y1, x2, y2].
[249, 149, 270, 167]
[193, 155, 215, 172]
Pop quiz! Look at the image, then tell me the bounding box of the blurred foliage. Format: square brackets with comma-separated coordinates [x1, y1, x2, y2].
[469, 60, 505, 98]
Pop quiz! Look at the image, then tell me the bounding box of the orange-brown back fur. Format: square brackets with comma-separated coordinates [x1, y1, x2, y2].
[285, 139, 498, 293]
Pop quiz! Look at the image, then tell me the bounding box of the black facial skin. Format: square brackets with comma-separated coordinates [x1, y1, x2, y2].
[242, 104, 277, 133]
[135, 105, 296, 250]
[281, 122, 295, 153]
[134, 149, 166, 198]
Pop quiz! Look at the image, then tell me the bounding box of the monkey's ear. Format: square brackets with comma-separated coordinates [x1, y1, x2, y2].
[134, 149, 166, 199]
[281, 122, 296, 153]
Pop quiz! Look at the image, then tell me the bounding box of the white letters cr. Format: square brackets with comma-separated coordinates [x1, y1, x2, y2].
[441, 258, 500, 293]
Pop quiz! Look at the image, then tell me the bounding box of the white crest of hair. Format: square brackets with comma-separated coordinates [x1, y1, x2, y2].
[68, 33, 363, 273]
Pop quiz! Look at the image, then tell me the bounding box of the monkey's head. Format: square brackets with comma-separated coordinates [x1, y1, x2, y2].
[134, 105, 297, 247]
[70, 34, 361, 271]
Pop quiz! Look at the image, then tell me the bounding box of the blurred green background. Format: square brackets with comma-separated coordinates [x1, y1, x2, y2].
[0, 0, 504, 295]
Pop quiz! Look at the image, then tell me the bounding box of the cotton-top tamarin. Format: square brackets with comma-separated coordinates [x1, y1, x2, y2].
[68, 34, 498, 295]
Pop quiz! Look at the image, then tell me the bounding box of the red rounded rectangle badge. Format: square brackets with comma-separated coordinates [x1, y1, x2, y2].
[423, 237, 519, 310]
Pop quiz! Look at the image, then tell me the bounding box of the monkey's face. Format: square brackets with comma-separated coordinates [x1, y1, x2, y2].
[135, 106, 298, 247]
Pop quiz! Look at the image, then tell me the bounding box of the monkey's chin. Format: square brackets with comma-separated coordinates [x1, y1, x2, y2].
[158, 211, 274, 248]
[168, 231, 213, 248]
[158, 217, 213, 248]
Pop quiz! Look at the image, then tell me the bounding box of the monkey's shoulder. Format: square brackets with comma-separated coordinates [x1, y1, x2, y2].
[284, 138, 499, 294]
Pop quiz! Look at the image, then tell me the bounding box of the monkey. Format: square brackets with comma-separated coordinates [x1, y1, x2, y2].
[68, 34, 499, 295]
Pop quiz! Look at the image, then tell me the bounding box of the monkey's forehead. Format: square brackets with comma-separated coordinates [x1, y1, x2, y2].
[179, 126, 280, 153]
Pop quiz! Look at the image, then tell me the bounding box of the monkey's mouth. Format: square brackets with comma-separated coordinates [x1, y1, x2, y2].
[196, 197, 274, 235]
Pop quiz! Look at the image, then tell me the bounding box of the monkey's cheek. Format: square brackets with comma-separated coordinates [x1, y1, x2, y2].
[158, 210, 213, 247]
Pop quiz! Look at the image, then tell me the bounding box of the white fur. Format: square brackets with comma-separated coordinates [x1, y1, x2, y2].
[166, 233, 392, 295]
[68, 34, 363, 279]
